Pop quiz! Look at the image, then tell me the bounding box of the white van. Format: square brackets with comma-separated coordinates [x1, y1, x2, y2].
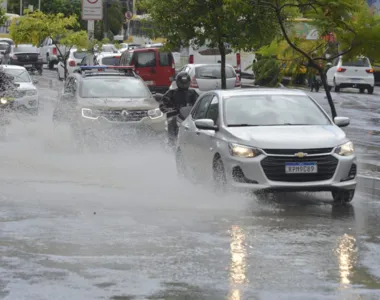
[179, 43, 256, 79]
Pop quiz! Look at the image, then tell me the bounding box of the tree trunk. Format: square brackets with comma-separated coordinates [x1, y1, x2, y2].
[319, 69, 337, 119]
[218, 42, 227, 89]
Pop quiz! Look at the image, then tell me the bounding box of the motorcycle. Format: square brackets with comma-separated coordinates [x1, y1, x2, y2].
[310, 75, 322, 92]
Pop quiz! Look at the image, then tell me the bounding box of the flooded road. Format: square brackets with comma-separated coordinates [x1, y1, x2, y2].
[1, 72, 380, 299]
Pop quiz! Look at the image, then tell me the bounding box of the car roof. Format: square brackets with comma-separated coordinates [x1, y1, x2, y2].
[187, 63, 234, 68]
[213, 88, 308, 98]
[1, 65, 26, 70]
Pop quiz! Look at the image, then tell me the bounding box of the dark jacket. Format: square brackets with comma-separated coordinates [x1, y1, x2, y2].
[161, 88, 199, 111]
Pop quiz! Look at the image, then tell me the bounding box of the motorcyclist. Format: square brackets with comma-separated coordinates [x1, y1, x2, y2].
[160, 71, 199, 146]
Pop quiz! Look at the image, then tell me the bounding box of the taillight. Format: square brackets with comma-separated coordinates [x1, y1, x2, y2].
[68, 60, 76, 67]
[190, 76, 198, 88]
[189, 54, 194, 64]
[337, 67, 346, 72]
[236, 53, 241, 72]
[235, 74, 241, 87]
[52, 48, 57, 55]
[11, 54, 17, 60]
[366, 69, 374, 73]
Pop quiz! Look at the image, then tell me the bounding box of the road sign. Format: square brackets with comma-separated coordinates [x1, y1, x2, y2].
[125, 11, 133, 20]
[82, 0, 103, 21]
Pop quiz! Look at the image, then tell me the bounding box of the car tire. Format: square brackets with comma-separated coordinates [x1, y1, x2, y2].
[57, 69, 63, 81]
[212, 156, 227, 191]
[368, 87, 374, 94]
[332, 189, 355, 204]
[359, 88, 365, 94]
[333, 79, 340, 92]
[48, 60, 55, 70]
[175, 149, 187, 178]
[37, 68, 43, 75]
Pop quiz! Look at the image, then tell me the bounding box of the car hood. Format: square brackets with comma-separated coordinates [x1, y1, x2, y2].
[17, 82, 37, 90]
[225, 125, 347, 149]
[79, 97, 159, 110]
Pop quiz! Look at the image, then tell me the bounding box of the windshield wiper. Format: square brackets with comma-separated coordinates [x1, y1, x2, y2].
[227, 124, 259, 127]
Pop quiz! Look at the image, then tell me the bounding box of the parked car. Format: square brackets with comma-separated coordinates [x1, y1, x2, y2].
[169, 63, 241, 95]
[0, 42, 11, 64]
[99, 44, 119, 53]
[0, 38, 15, 47]
[326, 56, 375, 94]
[1, 65, 39, 115]
[8, 44, 43, 75]
[57, 49, 87, 80]
[176, 88, 356, 204]
[38, 37, 69, 69]
[119, 47, 175, 93]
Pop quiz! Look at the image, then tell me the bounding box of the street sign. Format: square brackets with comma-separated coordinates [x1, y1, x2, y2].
[125, 11, 133, 20]
[82, 0, 103, 21]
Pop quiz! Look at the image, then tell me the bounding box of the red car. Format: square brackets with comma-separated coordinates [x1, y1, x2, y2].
[119, 47, 175, 93]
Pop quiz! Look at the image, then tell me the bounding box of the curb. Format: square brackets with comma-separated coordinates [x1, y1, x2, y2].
[357, 174, 380, 191]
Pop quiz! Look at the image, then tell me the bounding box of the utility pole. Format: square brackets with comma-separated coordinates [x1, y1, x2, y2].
[38, 0, 41, 10]
[103, 0, 109, 39]
[19, 0, 22, 15]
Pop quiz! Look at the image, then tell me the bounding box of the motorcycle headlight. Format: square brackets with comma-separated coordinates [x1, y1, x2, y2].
[148, 108, 163, 119]
[81, 108, 99, 120]
[229, 143, 262, 158]
[0, 97, 7, 104]
[26, 90, 37, 96]
[335, 141, 354, 156]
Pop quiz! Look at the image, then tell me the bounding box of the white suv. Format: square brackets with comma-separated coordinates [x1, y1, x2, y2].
[326, 56, 375, 94]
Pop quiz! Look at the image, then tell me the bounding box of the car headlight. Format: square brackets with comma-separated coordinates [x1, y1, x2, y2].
[148, 108, 163, 119]
[335, 141, 354, 156]
[26, 90, 37, 96]
[81, 108, 99, 120]
[229, 143, 261, 158]
[0, 97, 7, 104]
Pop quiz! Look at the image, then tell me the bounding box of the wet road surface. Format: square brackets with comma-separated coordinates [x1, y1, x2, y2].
[1, 70, 380, 299]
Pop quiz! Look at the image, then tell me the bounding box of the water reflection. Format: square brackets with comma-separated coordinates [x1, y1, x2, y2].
[335, 234, 357, 288]
[228, 225, 248, 300]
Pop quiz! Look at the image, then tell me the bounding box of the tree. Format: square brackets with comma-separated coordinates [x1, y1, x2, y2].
[241, 0, 380, 119]
[0, 1, 7, 27]
[140, 0, 279, 89]
[9, 11, 88, 79]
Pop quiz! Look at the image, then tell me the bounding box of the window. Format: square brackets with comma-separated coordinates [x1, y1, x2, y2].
[205, 95, 219, 123]
[134, 51, 156, 68]
[195, 65, 235, 79]
[3, 68, 31, 83]
[73, 51, 87, 60]
[120, 51, 133, 66]
[159, 52, 172, 66]
[193, 95, 213, 119]
[224, 94, 331, 126]
[101, 56, 120, 66]
[342, 58, 370, 67]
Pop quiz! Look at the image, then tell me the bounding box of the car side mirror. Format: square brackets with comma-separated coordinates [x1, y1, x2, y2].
[194, 118, 218, 131]
[179, 106, 192, 120]
[334, 116, 350, 127]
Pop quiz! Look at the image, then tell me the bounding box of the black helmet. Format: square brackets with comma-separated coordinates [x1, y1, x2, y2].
[176, 71, 191, 89]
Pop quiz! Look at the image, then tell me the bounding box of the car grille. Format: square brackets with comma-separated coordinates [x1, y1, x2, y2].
[15, 90, 26, 98]
[99, 109, 149, 122]
[261, 155, 338, 182]
[263, 148, 333, 155]
[15, 53, 39, 62]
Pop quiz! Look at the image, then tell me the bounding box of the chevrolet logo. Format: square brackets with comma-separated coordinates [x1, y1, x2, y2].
[294, 152, 307, 158]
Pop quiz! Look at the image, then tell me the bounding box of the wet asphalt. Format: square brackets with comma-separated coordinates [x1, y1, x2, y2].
[1, 69, 380, 300]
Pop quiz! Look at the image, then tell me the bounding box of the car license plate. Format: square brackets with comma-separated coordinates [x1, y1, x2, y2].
[351, 78, 361, 81]
[285, 162, 317, 174]
[24, 64, 33, 68]
[145, 81, 153, 85]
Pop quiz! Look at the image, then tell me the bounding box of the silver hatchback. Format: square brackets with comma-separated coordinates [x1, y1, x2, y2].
[176, 89, 357, 203]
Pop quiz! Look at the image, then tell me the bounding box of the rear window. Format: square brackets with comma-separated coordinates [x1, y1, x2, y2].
[101, 56, 120, 66]
[74, 51, 87, 59]
[13, 45, 38, 53]
[342, 58, 370, 67]
[134, 51, 156, 67]
[195, 65, 235, 79]
[159, 52, 172, 66]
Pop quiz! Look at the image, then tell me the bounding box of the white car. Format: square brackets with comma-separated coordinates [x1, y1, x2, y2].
[326, 56, 375, 94]
[169, 64, 241, 95]
[95, 53, 121, 66]
[176, 89, 357, 204]
[57, 49, 87, 80]
[2, 65, 39, 115]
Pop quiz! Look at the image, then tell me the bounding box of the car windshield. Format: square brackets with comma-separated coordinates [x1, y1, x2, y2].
[224, 94, 331, 126]
[73, 51, 87, 59]
[3, 68, 31, 83]
[80, 77, 151, 98]
[101, 56, 120, 66]
[14, 45, 38, 53]
[196, 65, 235, 79]
[342, 58, 370, 67]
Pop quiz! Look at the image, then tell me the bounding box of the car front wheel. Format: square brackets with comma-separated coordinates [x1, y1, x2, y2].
[368, 87, 374, 94]
[332, 189, 355, 204]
